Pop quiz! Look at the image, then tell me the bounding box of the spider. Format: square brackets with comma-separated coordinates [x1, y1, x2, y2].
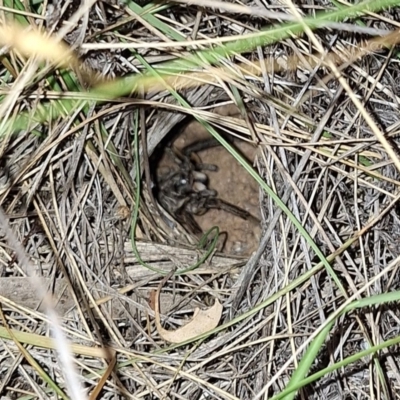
[155, 138, 253, 234]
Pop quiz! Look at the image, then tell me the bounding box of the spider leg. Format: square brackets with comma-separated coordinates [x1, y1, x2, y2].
[165, 146, 184, 165]
[182, 138, 221, 156]
[176, 210, 203, 234]
[204, 198, 252, 220]
[182, 134, 235, 157]
[196, 163, 218, 172]
[184, 193, 209, 216]
[182, 138, 226, 172]
[192, 180, 217, 196]
[192, 170, 208, 183]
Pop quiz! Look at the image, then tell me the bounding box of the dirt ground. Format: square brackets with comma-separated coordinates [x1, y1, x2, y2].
[157, 107, 262, 256]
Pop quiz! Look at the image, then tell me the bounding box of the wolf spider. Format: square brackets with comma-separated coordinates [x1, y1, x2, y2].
[155, 138, 253, 234]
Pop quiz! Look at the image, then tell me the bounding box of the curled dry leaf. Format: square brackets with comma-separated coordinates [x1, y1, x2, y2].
[154, 273, 223, 343]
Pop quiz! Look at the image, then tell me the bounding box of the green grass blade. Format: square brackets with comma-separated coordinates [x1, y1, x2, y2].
[280, 290, 400, 400]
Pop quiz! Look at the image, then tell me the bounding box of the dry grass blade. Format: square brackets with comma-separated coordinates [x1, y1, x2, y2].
[88, 350, 117, 400]
[0, 208, 85, 400]
[2, 0, 400, 398]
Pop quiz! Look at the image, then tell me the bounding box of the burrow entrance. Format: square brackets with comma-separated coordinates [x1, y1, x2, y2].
[152, 106, 261, 256]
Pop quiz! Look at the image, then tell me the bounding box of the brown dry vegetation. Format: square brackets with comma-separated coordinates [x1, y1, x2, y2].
[1, 0, 400, 399]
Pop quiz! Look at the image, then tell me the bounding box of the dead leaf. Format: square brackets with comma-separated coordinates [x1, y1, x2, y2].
[154, 272, 223, 343]
[149, 289, 157, 311]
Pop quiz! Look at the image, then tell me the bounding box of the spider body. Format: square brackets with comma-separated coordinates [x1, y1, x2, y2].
[155, 139, 253, 234]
